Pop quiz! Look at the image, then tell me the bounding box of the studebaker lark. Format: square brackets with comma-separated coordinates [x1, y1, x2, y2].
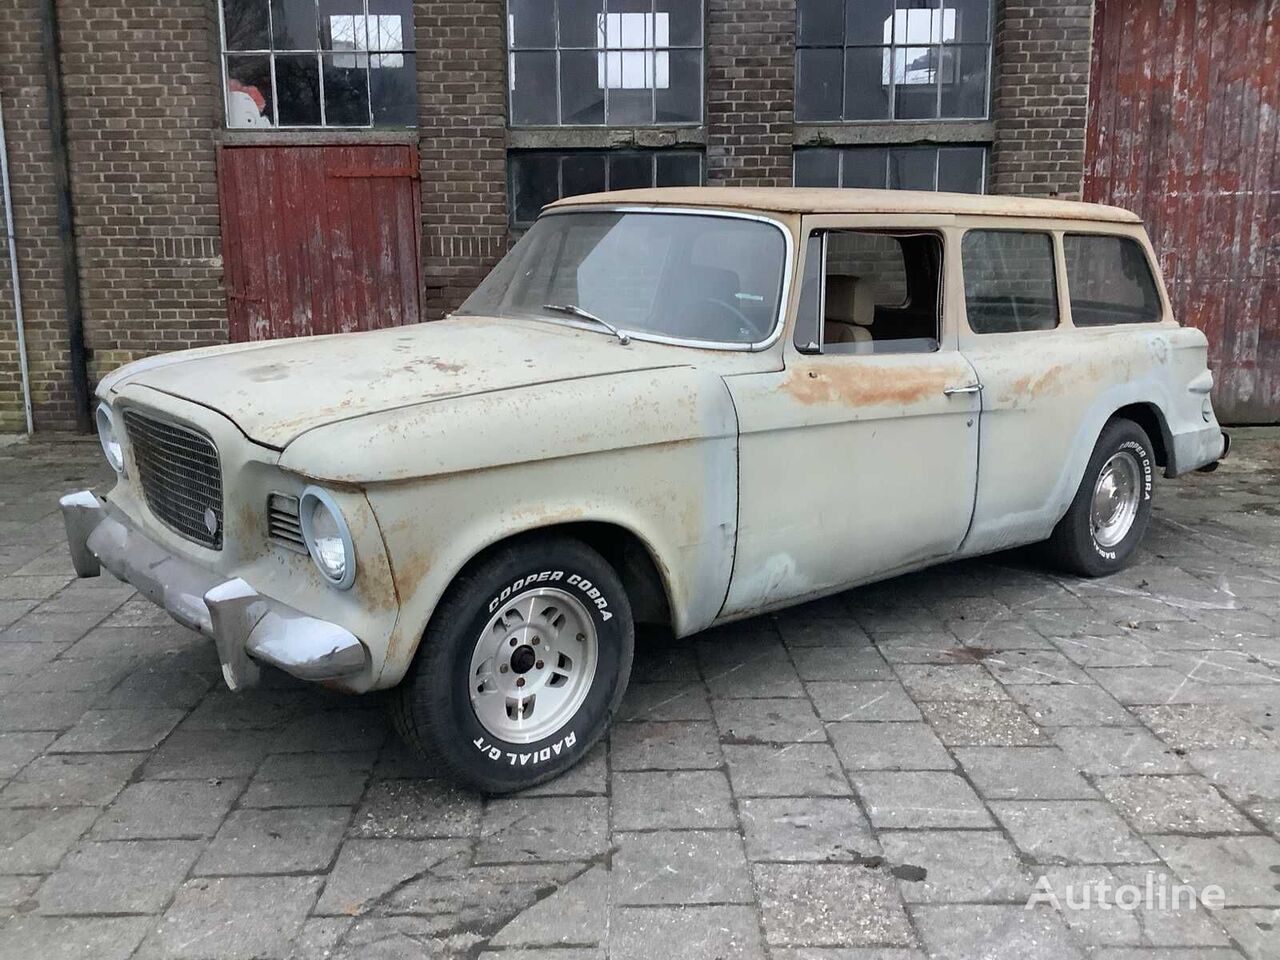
[62, 188, 1228, 791]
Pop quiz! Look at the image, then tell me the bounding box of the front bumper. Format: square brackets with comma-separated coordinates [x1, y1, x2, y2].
[60, 490, 368, 691]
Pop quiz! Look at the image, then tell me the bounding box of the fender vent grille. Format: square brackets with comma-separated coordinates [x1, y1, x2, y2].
[267, 493, 307, 554]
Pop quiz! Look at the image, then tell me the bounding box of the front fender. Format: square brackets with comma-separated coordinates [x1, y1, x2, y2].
[310, 367, 740, 688]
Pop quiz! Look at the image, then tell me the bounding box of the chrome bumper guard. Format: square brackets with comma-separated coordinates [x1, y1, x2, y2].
[59, 491, 367, 691]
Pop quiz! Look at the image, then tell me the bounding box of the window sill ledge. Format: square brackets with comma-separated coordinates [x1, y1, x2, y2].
[507, 126, 707, 150]
[794, 120, 995, 146]
[214, 129, 422, 146]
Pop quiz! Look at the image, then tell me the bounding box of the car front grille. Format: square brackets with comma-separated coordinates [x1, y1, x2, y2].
[122, 409, 224, 549]
[267, 493, 308, 554]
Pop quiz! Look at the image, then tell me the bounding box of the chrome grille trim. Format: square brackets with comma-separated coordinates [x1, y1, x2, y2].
[121, 409, 224, 550]
[267, 493, 308, 554]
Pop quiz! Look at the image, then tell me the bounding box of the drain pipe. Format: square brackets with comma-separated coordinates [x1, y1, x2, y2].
[41, 0, 91, 432]
[0, 94, 33, 435]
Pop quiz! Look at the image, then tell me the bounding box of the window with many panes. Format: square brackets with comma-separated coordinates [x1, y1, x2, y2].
[796, 0, 992, 122]
[220, 0, 416, 128]
[507, 0, 704, 125]
[509, 150, 702, 226]
[794, 145, 987, 193]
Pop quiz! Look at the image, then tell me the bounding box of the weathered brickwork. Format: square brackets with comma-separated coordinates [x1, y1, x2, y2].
[706, 0, 795, 187]
[990, 1, 1094, 198]
[0, 1, 227, 433]
[414, 0, 509, 319]
[1, 0, 1101, 432]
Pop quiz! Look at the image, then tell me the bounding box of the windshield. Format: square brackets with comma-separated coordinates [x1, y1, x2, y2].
[456, 211, 788, 346]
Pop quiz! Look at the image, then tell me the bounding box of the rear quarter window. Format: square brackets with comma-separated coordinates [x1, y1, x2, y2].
[1064, 234, 1163, 326]
[961, 230, 1059, 334]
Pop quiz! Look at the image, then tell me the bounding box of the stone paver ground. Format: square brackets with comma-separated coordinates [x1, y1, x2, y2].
[0, 431, 1278, 960]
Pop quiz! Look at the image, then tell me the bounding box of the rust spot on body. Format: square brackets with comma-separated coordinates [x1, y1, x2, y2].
[782, 364, 951, 408]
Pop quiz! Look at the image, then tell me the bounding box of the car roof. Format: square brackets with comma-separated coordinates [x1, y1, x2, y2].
[546, 187, 1142, 224]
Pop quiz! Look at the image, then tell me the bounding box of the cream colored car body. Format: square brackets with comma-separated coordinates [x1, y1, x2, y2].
[88, 188, 1226, 694]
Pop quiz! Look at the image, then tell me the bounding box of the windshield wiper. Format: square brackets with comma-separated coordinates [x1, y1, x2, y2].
[541, 303, 631, 345]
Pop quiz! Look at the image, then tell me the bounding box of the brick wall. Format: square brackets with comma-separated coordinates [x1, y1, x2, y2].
[415, 0, 509, 319]
[706, 0, 795, 187]
[0, 0, 226, 433]
[990, 1, 1094, 198]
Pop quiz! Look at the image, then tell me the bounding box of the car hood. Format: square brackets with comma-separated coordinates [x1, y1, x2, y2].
[104, 315, 720, 449]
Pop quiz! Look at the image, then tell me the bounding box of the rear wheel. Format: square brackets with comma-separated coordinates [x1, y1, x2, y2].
[1044, 418, 1155, 577]
[392, 535, 633, 794]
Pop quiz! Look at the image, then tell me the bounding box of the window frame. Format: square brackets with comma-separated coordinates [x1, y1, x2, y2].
[794, 226, 947, 356]
[795, 0, 995, 123]
[793, 144, 989, 193]
[506, 0, 707, 128]
[217, 0, 417, 130]
[959, 227, 1062, 336]
[507, 149, 705, 228]
[1062, 232, 1167, 327]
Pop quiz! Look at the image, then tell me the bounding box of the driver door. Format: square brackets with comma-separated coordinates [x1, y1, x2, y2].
[720, 216, 981, 618]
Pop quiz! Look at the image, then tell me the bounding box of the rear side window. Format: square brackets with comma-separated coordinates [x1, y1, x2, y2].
[962, 230, 1059, 334]
[1064, 234, 1163, 326]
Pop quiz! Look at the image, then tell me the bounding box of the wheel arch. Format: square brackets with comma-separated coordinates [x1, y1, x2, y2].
[1109, 401, 1171, 473]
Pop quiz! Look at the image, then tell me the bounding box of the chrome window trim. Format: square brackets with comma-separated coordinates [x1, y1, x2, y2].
[529, 204, 796, 353]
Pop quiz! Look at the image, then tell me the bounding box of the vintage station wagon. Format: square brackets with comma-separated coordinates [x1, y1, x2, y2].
[62, 188, 1228, 791]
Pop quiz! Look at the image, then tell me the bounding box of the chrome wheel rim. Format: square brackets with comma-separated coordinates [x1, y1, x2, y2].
[1091, 451, 1142, 548]
[468, 587, 599, 744]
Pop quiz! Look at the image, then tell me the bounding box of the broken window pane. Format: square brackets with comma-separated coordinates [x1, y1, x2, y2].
[225, 55, 274, 127]
[224, 0, 270, 50]
[275, 53, 322, 125]
[369, 0, 414, 49]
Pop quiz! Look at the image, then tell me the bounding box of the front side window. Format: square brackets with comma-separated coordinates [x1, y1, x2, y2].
[220, 0, 416, 128]
[795, 230, 943, 355]
[507, 0, 704, 126]
[962, 230, 1059, 334]
[457, 211, 786, 346]
[794, 145, 986, 193]
[508, 150, 702, 227]
[796, 0, 993, 122]
[1064, 235, 1163, 326]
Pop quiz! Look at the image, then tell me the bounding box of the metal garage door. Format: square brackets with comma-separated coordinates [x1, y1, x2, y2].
[1084, 0, 1279, 423]
[217, 144, 422, 341]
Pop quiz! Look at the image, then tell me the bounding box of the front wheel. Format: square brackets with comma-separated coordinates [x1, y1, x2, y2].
[391, 535, 634, 794]
[1044, 418, 1156, 577]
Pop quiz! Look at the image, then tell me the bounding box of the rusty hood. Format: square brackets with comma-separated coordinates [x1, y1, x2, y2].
[104, 315, 711, 449]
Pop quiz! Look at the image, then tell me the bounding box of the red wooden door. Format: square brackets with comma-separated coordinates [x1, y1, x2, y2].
[1084, 0, 1280, 423]
[217, 145, 422, 342]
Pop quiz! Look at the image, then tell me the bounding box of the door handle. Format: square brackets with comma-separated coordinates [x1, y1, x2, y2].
[943, 382, 983, 396]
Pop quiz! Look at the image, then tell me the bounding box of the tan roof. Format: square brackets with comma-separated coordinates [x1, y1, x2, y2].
[547, 187, 1142, 223]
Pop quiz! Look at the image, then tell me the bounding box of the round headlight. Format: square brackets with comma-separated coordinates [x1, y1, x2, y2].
[299, 486, 356, 590]
[96, 405, 125, 475]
